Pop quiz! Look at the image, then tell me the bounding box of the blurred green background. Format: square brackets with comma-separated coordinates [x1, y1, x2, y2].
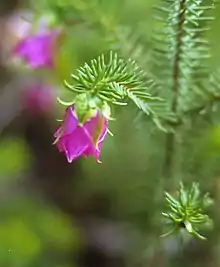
[1, 0, 220, 266]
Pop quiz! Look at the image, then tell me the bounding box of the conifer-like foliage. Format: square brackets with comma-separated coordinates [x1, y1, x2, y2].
[162, 183, 213, 240]
[51, 0, 216, 240]
[150, 0, 216, 239]
[64, 51, 159, 108]
[62, 51, 174, 129]
[28, 0, 218, 245]
[153, 0, 215, 115]
[148, 0, 218, 181]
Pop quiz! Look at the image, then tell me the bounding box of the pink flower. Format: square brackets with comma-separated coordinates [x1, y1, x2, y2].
[13, 30, 60, 69]
[54, 106, 108, 163]
[21, 84, 55, 114]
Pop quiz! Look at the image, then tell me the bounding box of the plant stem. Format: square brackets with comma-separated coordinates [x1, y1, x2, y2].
[163, 0, 186, 180]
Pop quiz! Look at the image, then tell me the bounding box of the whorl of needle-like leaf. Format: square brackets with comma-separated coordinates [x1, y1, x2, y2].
[161, 182, 213, 240]
[63, 51, 174, 128]
[181, 69, 220, 116]
[152, 0, 215, 114]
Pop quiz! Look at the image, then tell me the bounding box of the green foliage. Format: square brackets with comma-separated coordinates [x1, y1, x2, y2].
[30, 0, 217, 245]
[162, 182, 213, 240]
[149, 1, 217, 231]
[61, 51, 173, 127]
[5, 1, 220, 266]
[153, 0, 215, 115]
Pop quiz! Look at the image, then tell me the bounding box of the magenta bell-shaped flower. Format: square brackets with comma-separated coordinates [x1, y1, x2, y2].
[13, 30, 60, 69]
[21, 83, 55, 114]
[54, 106, 108, 163]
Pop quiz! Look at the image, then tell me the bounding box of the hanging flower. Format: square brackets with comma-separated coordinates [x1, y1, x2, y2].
[54, 106, 108, 163]
[13, 29, 61, 69]
[21, 83, 55, 114]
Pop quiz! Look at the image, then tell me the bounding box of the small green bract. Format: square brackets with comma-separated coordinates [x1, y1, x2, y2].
[161, 182, 213, 240]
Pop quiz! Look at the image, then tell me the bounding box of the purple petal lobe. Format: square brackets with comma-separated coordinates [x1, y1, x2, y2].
[60, 127, 90, 162]
[62, 107, 78, 135]
[54, 106, 108, 163]
[13, 30, 59, 69]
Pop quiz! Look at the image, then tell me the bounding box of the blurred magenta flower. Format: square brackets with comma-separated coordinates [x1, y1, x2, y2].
[22, 84, 55, 114]
[13, 30, 60, 69]
[54, 106, 108, 163]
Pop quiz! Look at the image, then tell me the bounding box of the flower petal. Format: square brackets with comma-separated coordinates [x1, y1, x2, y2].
[62, 107, 78, 136]
[83, 116, 108, 161]
[60, 127, 91, 162]
[97, 117, 108, 145]
[54, 107, 108, 163]
[83, 111, 100, 137]
[22, 84, 55, 114]
[13, 31, 58, 69]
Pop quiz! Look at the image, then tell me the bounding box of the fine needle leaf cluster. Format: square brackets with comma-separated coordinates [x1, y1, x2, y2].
[61, 51, 172, 128]
[162, 182, 213, 240]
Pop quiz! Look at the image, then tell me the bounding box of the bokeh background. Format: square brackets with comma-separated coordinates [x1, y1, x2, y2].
[1, 0, 220, 266]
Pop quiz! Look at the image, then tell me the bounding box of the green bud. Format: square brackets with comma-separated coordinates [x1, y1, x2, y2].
[161, 182, 213, 240]
[74, 93, 90, 124]
[75, 93, 104, 124]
